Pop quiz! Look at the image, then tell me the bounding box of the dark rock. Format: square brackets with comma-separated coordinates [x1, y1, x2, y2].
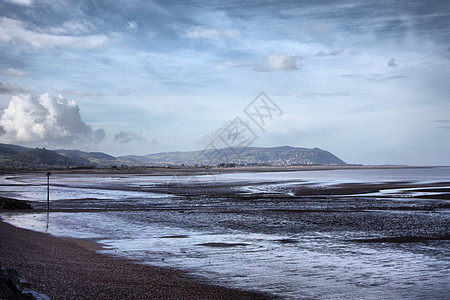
[0, 197, 33, 210]
[0, 279, 14, 298]
[0, 266, 50, 300]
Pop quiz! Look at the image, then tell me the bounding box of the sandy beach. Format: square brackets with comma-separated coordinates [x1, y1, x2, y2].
[0, 218, 271, 299]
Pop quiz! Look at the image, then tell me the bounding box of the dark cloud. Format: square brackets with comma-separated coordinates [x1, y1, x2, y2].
[0, 81, 30, 94]
[315, 50, 343, 57]
[432, 120, 450, 129]
[368, 74, 405, 82]
[388, 58, 398, 67]
[114, 131, 149, 144]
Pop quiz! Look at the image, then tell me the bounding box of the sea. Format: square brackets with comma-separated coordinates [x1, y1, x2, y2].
[1, 167, 449, 299]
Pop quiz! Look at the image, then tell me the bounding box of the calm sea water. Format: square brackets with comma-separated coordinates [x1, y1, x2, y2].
[1, 167, 449, 299]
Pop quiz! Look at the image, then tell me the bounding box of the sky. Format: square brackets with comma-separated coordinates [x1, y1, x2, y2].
[0, 0, 449, 165]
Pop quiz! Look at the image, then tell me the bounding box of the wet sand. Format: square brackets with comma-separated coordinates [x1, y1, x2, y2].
[1, 167, 449, 298]
[0, 164, 422, 176]
[0, 219, 271, 299]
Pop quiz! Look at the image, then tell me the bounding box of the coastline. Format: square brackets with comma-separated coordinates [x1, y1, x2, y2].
[0, 164, 436, 176]
[0, 218, 271, 299]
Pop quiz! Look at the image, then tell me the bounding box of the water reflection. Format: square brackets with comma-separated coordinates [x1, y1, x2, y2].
[1, 168, 449, 299]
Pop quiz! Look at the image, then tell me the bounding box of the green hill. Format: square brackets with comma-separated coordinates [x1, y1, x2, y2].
[0, 143, 346, 169]
[11, 148, 78, 168]
[122, 146, 346, 166]
[55, 150, 117, 166]
[0, 143, 30, 163]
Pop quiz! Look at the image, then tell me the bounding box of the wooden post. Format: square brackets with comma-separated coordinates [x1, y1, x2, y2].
[46, 172, 52, 210]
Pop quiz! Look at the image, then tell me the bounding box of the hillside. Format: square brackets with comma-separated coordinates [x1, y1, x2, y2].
[132, 146, 346, 166]
[55, 150, 117, 166]
[0, 143, 346, 169]
[10, 148, 78, 168]
[0, 143, 30, 155]
[0, 145, 117, 169]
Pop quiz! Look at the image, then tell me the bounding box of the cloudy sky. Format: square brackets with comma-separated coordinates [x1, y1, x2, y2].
[0, 0, 449, 165]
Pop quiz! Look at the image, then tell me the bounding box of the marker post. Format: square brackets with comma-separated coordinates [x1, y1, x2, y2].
[46, 172, 51, 210]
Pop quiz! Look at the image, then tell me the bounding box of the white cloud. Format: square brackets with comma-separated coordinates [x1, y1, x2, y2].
[184, 26, 240, 39]
[4, 68, 28, 77]
[126, 21, 138, 30]
[0, 17, 108, 50]
[254, 53, 302, 72]
[3, 0, 33, 6]
[0, 93, 105, 145]
[48, 19, 96, 35]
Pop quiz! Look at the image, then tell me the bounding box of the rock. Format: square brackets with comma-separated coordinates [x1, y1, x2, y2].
[0, 197, 33, 210]
[0, 266, 49, 300]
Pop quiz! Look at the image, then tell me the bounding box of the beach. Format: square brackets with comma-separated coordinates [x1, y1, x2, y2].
[1, 166, 449, 299]
[0, 218, 270, 299]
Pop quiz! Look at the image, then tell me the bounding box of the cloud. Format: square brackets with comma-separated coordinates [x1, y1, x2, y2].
[114, 131, 148, 144]
[3, 0, 33, 6]
[0, 81, 30, 94]
[367, 74, 405, 82]
[341, 73, 406, 82]
[184, 26, 241, 39]
[295, 92, 350, 98]
[0, 93, 105, 145]
[254, 53, 302, 72]
[432, 120, 450, 129]
[3, 68, 28, 77]
[388, 58, 398, 67]
[432, 119, 450, 123]
[126, 21, 138, 30]
[315, 50, 343, 57]
[220, 60, 253, 69]
[0, 17, 108, 50]
[47, 20, 96, 35]
[59, 90, 104, 98]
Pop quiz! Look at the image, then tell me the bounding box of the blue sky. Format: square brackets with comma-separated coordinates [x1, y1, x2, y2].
[0, 0, 449, 165]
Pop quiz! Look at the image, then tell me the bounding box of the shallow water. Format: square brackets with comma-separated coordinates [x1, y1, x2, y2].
[1, 167, 449, 299]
